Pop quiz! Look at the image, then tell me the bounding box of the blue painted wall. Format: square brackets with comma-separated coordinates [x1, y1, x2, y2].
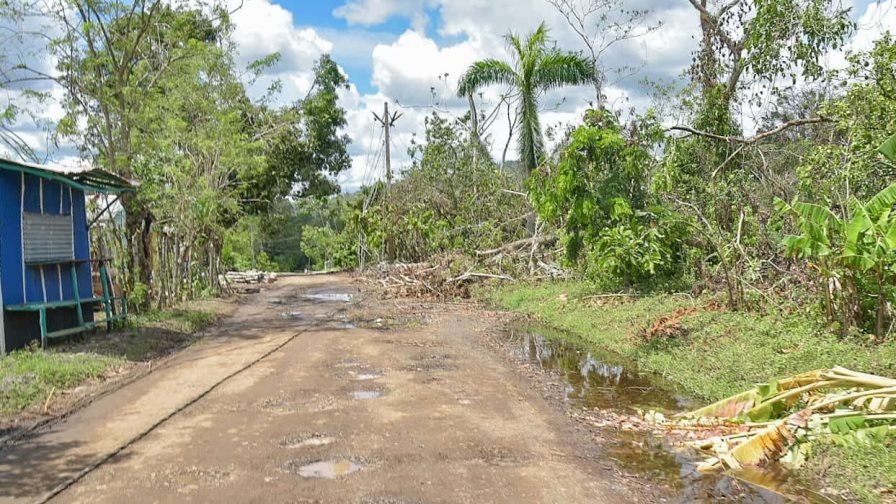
[0, 169, 94, 306]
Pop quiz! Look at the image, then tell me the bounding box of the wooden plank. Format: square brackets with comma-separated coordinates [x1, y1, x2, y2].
[5, 297, 104, 311]
[46, 322, 97, 339]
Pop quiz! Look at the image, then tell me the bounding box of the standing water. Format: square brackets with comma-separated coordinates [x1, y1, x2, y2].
[507, 323, 841, 504]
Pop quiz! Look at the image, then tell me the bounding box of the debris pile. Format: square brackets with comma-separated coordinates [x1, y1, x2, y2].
[366, 259, 514, 299]
[643, 367, 896, 473]
[223, 270, 278, 285]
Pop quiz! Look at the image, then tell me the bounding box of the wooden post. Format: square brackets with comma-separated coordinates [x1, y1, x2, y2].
[99, 261, 113, 331]
[39, 308, 47, 349]
[384, 102, 392, 185]
[0, 262, 6, 356]
[69, 262, 84, 327]
[373, 102, 402, 186]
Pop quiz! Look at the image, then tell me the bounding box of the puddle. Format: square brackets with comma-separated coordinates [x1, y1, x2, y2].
[354, 373, 380, 381]
[280, 311, 302, 319]
[509, 326, 691, 412]
[291, 460, 362, 479]
[303, 292, 353, 303]
[352, 390, 381, 400]
[508, 323, 842, 504]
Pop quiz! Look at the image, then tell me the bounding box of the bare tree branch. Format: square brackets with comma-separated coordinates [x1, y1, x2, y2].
[669, 117, 829, 144]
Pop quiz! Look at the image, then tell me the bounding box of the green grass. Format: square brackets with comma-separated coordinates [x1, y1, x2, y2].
[485, 280, 896, 501]
[806, 439, 896, 503]
[0, 350, 123, 414]
[486, 280, 896, 401]
[132, 307, 221, 334]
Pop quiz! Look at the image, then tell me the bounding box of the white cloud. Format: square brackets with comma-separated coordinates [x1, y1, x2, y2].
[852, 0, 896, 51]
[230, 0, 333, 102]
[371, 30, 484, 106]
[334, 0, 430, 31]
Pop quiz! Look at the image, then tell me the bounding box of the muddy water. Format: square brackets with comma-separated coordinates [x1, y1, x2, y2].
[508, 324, 841, 504]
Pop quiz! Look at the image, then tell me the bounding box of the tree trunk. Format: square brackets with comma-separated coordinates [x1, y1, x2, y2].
[123, 193, 153, 309]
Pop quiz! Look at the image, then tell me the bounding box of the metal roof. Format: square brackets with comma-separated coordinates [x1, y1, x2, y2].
[0, 157, 136, 194]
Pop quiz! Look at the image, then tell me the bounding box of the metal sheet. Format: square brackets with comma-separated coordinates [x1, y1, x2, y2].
[23, 212, 74, 263]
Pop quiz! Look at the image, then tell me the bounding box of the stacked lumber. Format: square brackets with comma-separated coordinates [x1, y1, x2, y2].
[224, 270, 278, 284]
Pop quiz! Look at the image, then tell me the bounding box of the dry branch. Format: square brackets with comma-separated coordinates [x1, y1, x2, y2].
[476, 234, 557, 256]
[669, 117, 829, 145]
[449, 271, 515, 283]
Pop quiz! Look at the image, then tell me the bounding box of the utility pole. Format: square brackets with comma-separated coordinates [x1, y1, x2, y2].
[373, 102, 402, 186]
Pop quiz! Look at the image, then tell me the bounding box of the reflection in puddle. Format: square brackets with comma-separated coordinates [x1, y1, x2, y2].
[303, 293, 353, 302]
[295, 460, 362, 479]
[280, 311, 302, 319]
[508, 323, 840, 504]
[511, 328, 691, 412]
[352, 390, 381, 400]
[354, 373, 380, 381]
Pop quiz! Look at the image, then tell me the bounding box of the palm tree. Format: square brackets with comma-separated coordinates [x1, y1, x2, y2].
[457, 23, 593, 174]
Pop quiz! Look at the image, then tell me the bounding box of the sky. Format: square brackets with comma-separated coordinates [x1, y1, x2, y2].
[3, 0, 896, 191]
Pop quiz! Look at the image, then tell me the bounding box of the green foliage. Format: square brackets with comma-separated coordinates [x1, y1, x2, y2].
[358, 113, 528, 263]
[129, 282, 150, 312]
[245, 55, 352, 211]
[457, 23, 592, 173]
[222, 216, 276, 272]
[531, 109, 689, 288]
[778, 181, 896, 338]
[587, 213, 687, 289]
[798, 37, 896, 202]
[300, 224, 356, 270]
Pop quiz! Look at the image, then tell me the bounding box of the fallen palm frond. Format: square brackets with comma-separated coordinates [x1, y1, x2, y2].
[648, 367, 896, 473]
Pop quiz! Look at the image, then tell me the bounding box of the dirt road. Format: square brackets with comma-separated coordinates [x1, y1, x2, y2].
[0, 274, 639, 503]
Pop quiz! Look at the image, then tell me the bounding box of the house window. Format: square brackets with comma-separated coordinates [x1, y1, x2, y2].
[23, 212, 74, 263]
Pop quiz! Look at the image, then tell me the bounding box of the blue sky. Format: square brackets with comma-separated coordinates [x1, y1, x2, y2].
[286, 1, 465, 96]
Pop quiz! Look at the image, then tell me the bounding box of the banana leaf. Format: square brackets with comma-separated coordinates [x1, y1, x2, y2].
[679, 389, 760, 419]
[710, 420, 797, 472]
[879, 133, 896, 162]
[864, 183, 896, 221]
[679, 370, 829, 420]
[829, 413, 865, 434]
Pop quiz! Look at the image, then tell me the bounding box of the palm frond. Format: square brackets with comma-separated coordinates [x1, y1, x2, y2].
[525, 22, 550, 56]
[532, 51, 593, 92]
[504, 31, 525, 66]
[456, 59, 517, 97]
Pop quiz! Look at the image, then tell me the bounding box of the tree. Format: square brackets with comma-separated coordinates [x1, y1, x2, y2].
[546, 0, 660, 105]
[457, 23, 592, 174]
[38, 0, 177, 291]
[687, 0, 853, 117]
[243, 55, 352, 212]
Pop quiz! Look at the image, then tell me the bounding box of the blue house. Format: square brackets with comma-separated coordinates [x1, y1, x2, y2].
[0, 157, 135, 354]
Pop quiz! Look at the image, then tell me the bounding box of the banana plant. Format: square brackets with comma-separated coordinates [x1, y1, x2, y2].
[841, 183, 896, 338]
[775, 198, 845, 326]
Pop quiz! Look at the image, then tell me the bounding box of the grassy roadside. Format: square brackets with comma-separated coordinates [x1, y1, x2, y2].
[483, 280, 896, 503]
[0, 298, 232, 417]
